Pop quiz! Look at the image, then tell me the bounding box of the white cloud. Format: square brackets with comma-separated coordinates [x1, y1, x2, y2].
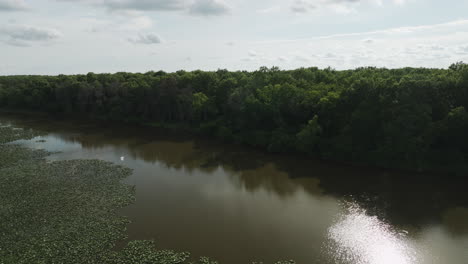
[120, 16, 153, 31]
[189, 0, 230, 16]
[294, 54, 310, 62]
[284, 19, 468, 41]
[291, 0, 361, 14]
[81, 15, 154, 34]
[0, 24, 62, 46]
[241, 18, 468, 70]
[329, 3, 356, 14]
[257, 5, 281, 14]
[104, 0, 187, 11]
[55, 0, 188, 12]
[127, 33, 162, 44]
[248, 50, 257, 57]
[278, 56, 288, 62]
[291, 0, 316, 13]
[427, 45, 444, 51]
[57, 0, 231, 16]
[393, 0, 406, 5]
[290, 0, 408, 14]
[0, 0, 28, 11]
[455, 46, 468, 55]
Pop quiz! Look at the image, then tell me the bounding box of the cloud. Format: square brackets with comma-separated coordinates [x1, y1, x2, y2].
[291, 0, 316, 13]
[324, 52, 337, 58]
[56, 0, 188, 12]
[242, 50, 271, 62]
[393, 0, 406, 5]
[248, 50, 257, 57]
[120, 16, 153, 30]
[329, 2, 356, 14]
[294, 55, 310, 62]
[0, 0, 28, 11]
[104, 0, 187, 11]
[455, 46, 468, 55]
[257, 5, 281, 14]
[189, 0, 230, 16]
[245, 17, 468, 70]
[81, 15, 153, 34]
[127, 33, 162, 44]
[57, 0, 231, 16]
[290, 0, 404, 14]
[278, 56, 288, 62]
[291, 0, 360, 14]
[0, 24, 62, 46]
[256, 19, 468, 43]
[427, 45, 444, 51]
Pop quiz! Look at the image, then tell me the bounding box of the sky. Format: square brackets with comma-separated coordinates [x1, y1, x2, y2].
[1, 0, 468, 75]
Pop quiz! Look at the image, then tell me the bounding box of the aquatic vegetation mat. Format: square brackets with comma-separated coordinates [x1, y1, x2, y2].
[0, 126, 41, 144]
[0, 127, 192, 264]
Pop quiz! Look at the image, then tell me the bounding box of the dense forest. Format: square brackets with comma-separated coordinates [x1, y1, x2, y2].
[1, 63, 468, 174]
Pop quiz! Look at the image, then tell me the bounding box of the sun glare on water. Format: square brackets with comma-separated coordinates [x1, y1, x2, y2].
[325, 202, 421, 264]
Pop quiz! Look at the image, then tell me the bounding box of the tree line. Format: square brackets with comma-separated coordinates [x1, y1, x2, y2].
[1, 63, 468, 174]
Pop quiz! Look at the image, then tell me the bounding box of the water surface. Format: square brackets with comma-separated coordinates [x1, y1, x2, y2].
[2, 113, 468, 264]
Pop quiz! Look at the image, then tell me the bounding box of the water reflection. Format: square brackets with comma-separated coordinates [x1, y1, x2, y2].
[325, 202, 468, 264]
[325, 202, 420, 264]
[2, 113, 468, 264]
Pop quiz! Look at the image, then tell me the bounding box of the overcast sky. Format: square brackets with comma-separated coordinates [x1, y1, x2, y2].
[1, 0, 468, 75]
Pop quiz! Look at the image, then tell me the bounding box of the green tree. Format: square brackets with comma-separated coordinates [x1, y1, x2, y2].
[296, 115, 322, 154]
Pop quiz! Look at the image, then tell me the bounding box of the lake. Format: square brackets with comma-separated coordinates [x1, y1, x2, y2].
[2, 113, 468, 264]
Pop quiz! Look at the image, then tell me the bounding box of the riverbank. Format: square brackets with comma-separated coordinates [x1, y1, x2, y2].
[0, 108, 460, 177]
[2, 67, 468, 174]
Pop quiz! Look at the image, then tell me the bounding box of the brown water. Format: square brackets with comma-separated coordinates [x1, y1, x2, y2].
[2, 113, 468, 264]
